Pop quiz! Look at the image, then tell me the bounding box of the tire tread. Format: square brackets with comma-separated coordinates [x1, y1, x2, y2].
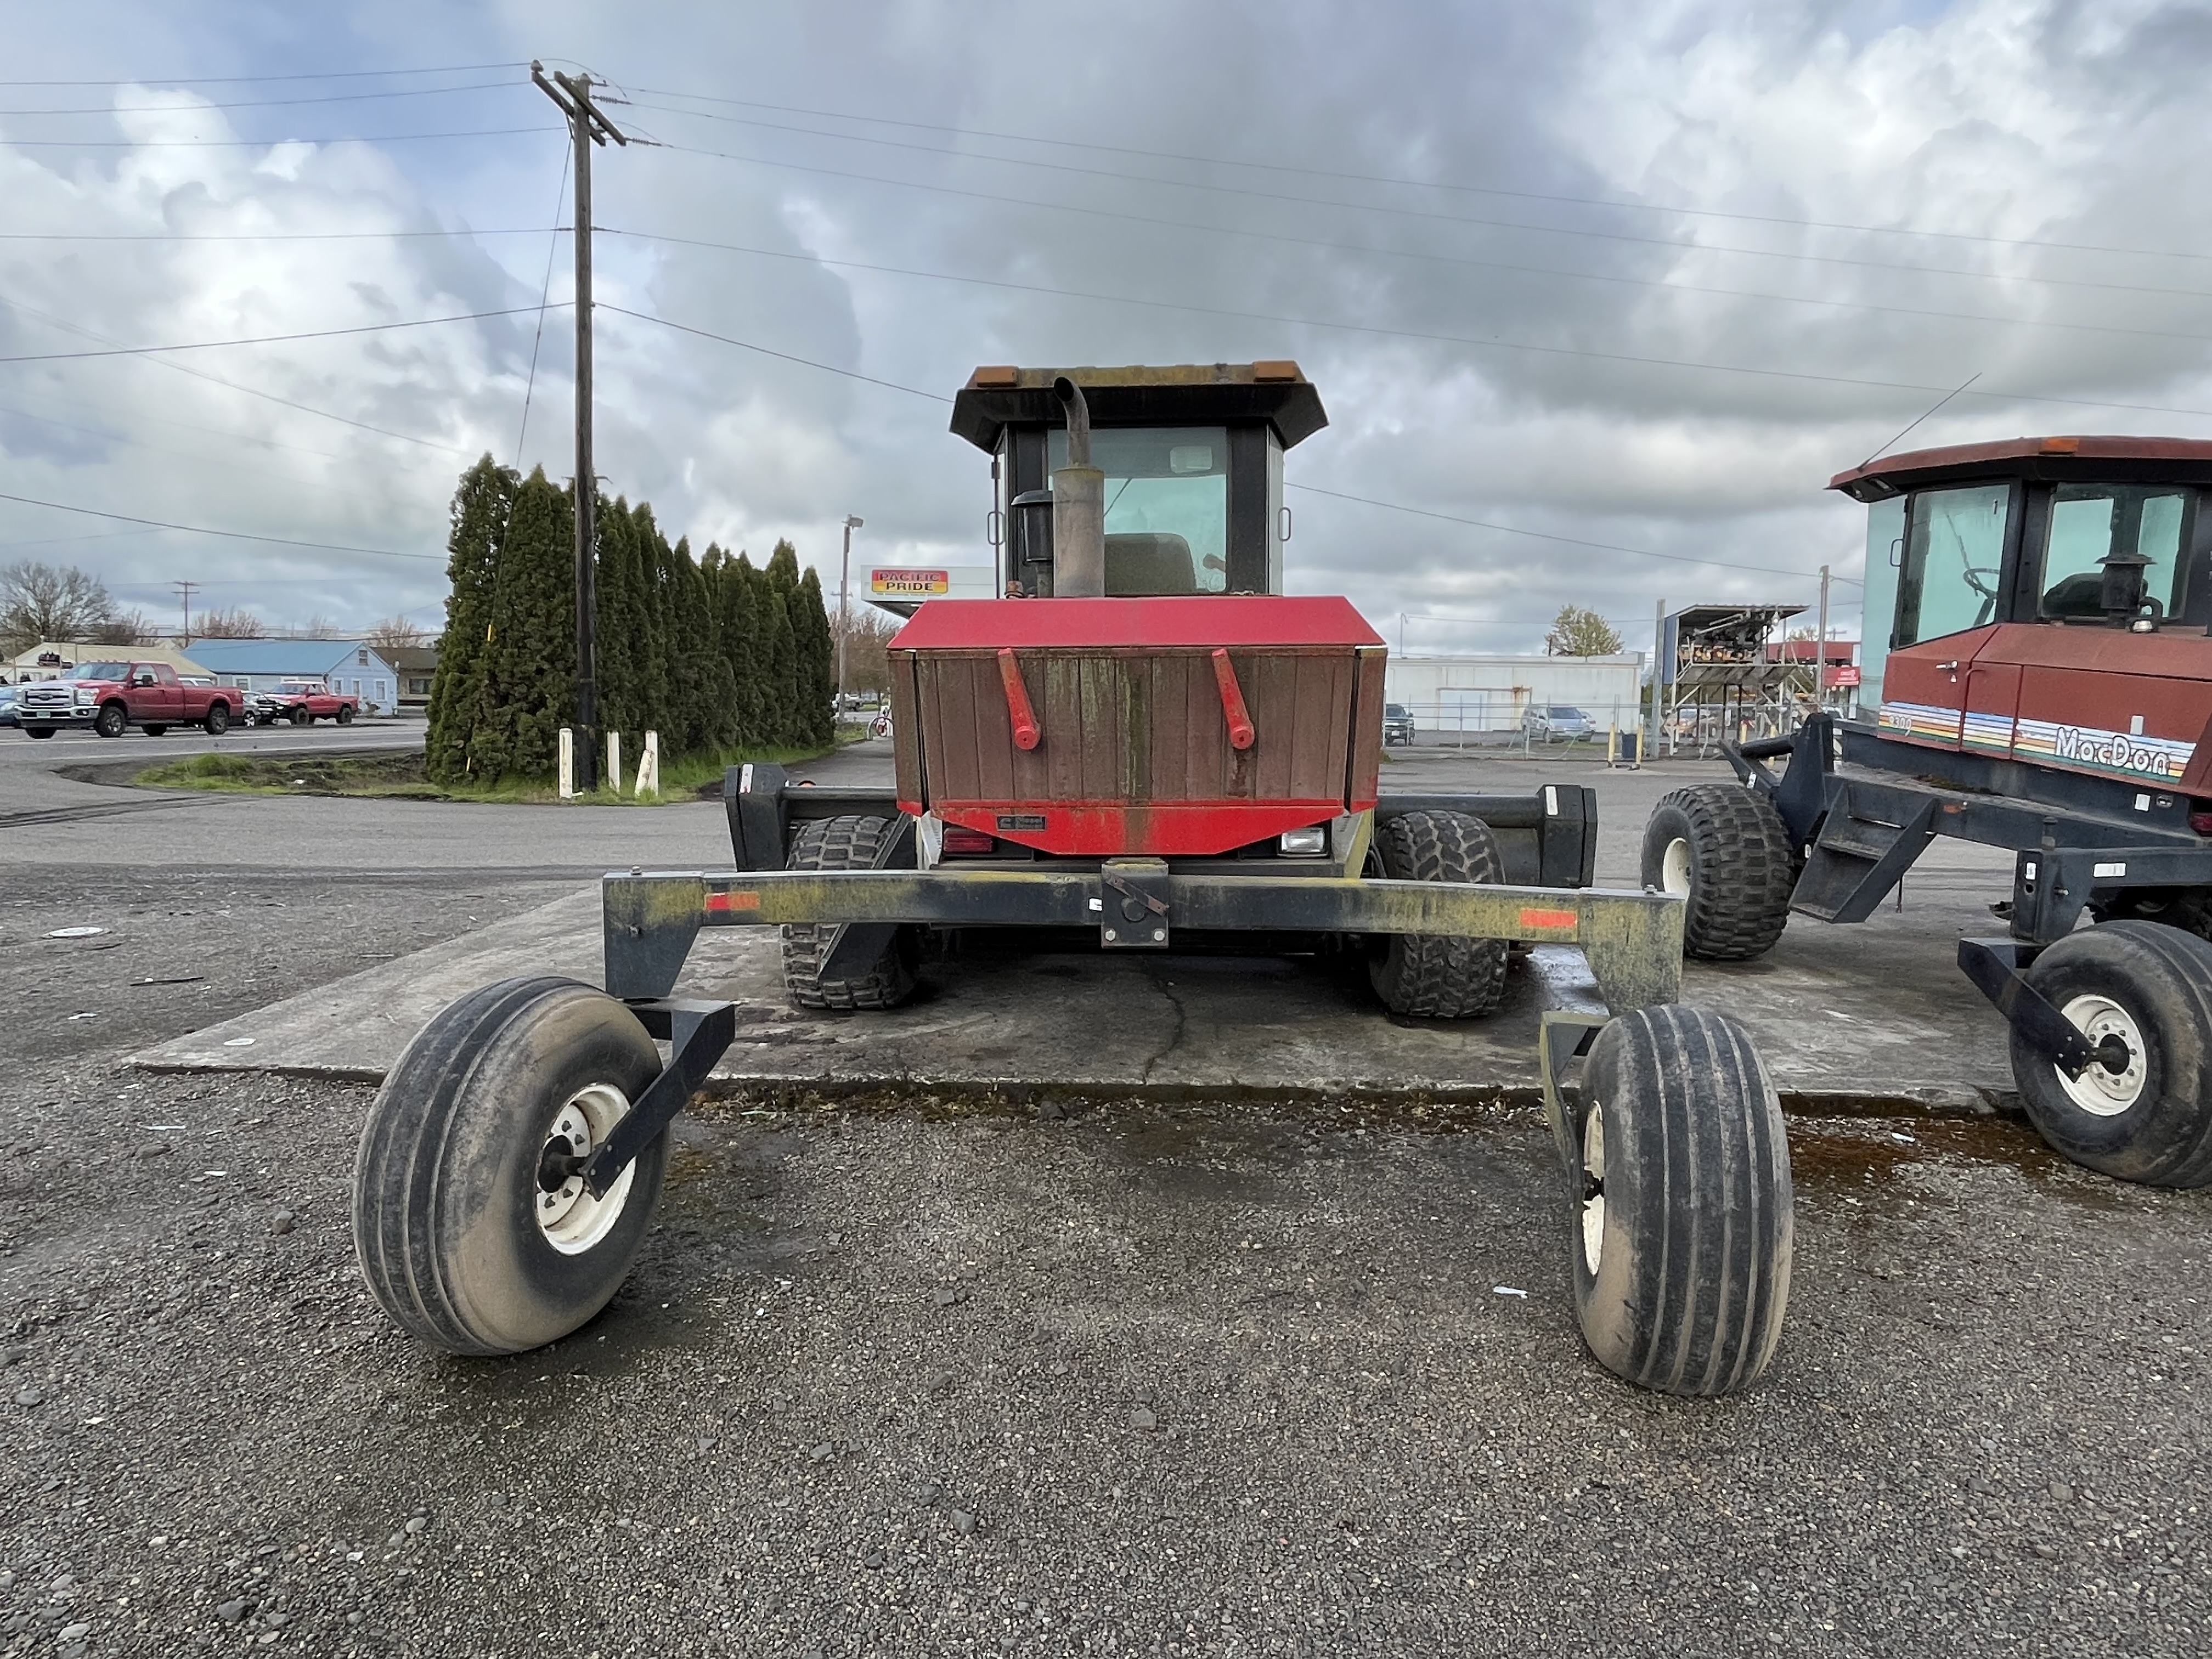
[1645, 784, 1796, 960]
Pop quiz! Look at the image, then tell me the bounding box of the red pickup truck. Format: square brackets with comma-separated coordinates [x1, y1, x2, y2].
[14, 661, 250, 738]
[249, 679, 359, 727]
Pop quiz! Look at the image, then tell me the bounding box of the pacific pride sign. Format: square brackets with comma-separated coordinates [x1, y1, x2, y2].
[870, 568, 950, 596]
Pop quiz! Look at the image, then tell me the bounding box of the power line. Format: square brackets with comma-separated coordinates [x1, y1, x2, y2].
[0, 302, 569, 365]
[3, 125, 561, 148]
[608, 214, 2212, 360]
[598, 304, 952, 402]
[0, 294, 479, 455]
[1289, 483, 1864, 584]
[0, 62, 531, 87]
[0, 227, 562, 241]
[0, 489, 441, 560]
[634, 108, 2212, 302]
[624, 84, 2212, 267]
[0, 80, 522, 115]
[602, 224, 2212, 426]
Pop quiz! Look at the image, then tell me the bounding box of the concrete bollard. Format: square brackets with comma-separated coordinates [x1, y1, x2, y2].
[636, 730, 661, 798]
[606, 732, 622, 798]
[558, 728, 575, 799]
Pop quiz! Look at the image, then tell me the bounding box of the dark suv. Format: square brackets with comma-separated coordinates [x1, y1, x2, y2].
[1383, 702, 1416, 746]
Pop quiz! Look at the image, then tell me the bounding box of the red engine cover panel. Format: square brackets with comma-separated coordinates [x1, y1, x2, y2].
[890, 594, 1385, 651]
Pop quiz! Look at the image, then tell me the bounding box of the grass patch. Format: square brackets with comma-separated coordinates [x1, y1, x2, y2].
[137, 740, 847, 805]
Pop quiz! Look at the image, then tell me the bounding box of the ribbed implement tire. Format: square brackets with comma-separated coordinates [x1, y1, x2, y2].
[351, 977, 667, 1356]
[1641, 784, 1796, 961]
[1367, 810, 1509, 1019]
[2012, 921, 2212, 1188]
[1571, 1005, 1793, 1397]
[781, 815, 917, 1011]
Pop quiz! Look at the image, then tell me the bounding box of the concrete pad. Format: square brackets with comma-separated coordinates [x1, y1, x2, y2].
[133, 879, 2016, 1113]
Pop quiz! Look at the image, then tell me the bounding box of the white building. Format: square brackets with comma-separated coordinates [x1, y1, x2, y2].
[1384, 653, 1644, 738]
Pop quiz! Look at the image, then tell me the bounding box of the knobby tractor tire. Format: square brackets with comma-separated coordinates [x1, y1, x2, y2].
[1571, 1005, 1793, 1397]
[1367, 810, 1509, 1019]
[2011, 921, 2212, 1188]
[1641, 783, 1796, 961]
[352, 976, 669, 1356]
[781, 815, 918, 1011]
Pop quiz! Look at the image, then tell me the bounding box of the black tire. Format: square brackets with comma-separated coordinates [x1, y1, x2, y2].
[142, 724, 168, 737]
[337, 704, 354, 725]
[290, 706, 311, 727]
[1571, 1005, 1793, 1396]
[94, 702, 127, 739]
[1367, 810, 1509, 1018]
[2010, 922, 2212, 1188]
[204, 703, 230, 736]
[351, 977, 669, 1355]
[1641, 784, 1796, 961]
[781, 815, 917, 1010]
[25, 727, 54, 739]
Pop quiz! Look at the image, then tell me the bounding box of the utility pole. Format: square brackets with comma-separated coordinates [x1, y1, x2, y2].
[837, 515, 864, 707]
[173, 580, 197, 644]
[533, 61, 628, 791]
[1650, 596, 1666, 756]
[1813, 563, 1832, 715]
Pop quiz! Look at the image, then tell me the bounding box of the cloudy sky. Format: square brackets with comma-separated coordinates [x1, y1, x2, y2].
[7, 0, 2212, 654]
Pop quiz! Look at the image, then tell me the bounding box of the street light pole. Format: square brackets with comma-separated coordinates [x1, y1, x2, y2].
[837, 515, 864, 707]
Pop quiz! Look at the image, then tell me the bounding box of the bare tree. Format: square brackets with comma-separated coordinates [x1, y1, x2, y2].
[87, 609, 160, 646]
[0, 561, 114, 653]
[366, 615, 428, 651]
[830, 607, 904, 696]
[194, 607, 266, 639]
[1544, 603, 1626, 657]
[300, 613, 341, 640]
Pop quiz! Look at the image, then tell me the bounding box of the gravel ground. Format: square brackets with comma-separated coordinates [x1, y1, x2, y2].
[4, 867, 2210, 1656]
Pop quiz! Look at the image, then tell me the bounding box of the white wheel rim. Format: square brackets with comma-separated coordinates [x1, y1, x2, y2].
[535, 1082, 637, 1254]
[1579, 1110, 1606, 1276]
[1660, 836, 1692, 896]
[2053, 994, 2147, 1116]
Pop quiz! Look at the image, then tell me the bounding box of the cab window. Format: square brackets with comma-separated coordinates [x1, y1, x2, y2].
[1897, 484, 2009, 645]
[2036, 484, 2191, 621]
[1047, 426, 1229, 594]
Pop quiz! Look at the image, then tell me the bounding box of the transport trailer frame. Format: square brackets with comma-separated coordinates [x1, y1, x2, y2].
[585, 862, 1684, 1203]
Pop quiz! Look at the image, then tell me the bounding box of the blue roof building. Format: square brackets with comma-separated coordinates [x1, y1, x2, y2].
[184, 639, 402, 713]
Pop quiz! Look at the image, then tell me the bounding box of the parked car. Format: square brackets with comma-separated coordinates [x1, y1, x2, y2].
[14, 661, 249, 738]
[1382, 702, 1416, 746]
[1522, 704, 1596, 743]
[0, 685, 18, 729]
[250, 679, 359, 727]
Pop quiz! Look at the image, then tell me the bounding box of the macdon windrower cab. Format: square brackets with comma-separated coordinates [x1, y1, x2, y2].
[1643, 435, 2212, 1188]
[352, 364, 1795, 1398]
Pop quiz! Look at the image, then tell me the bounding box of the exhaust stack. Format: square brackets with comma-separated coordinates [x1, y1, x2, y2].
[1049, 376, 1106, 597]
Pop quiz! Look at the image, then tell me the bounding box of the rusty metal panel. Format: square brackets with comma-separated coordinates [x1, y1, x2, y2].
[1348, 648, 1386, 806]
[891, 652, 924, 806]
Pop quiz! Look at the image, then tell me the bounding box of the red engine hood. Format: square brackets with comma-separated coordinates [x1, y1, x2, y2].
[888, 594, 1384, 651]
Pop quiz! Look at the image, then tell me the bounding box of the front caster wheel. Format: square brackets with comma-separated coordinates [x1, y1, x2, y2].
[351, 977, 668, 1355]
[2010, 921, 2212, 1187]
[1570, 1006, 1793, 1396]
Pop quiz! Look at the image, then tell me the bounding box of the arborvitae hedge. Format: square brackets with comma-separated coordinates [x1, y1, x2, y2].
[427, 467, 836, 786]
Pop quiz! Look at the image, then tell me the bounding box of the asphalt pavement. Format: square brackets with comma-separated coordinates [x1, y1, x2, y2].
[2, 725, 2208, 1657]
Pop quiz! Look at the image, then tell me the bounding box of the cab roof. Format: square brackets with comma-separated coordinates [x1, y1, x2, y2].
[949, 362, 1329, 453]
[1830, 435, 2212, 501]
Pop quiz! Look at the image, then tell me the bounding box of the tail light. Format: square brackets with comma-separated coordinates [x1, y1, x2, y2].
[942, 827, 997, 856]
[2191, 803, 2212, 837]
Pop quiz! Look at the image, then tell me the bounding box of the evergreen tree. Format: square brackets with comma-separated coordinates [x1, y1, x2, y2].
[715, 550, 766, 748]
[425, 455, 515, 785]
[794, 566, 836, 746]
[594, 495, 642, 754]
[758, 567, 799, 746]
[633, 503, 675, 751]
[465, 468, 574, 782]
